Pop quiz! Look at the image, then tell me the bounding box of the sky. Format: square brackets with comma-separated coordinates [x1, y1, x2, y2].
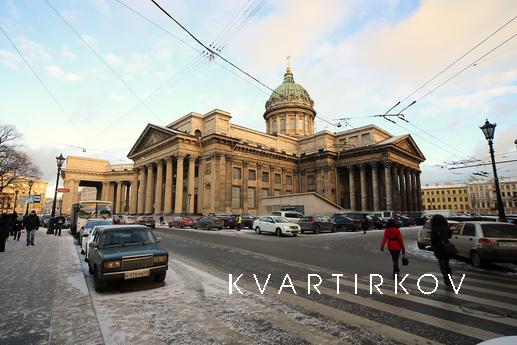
[0, 0, 516, 198]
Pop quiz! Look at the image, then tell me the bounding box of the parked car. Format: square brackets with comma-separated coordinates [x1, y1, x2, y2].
[168, 216, 194, 228]
[63, 218, 70, 229]
[369, 215, 387, 229]
[298, 216, 333, 234]
[82, 225, 103, 261]
[340, 212, 372, 230]
[252, 216, 300, 236]
[449, 221, 517, 267]
[40, 215, 51, 228]
[270, 211, 304, 223]
[121, 215, 137, 224]
[398, 215, 416, 227]
[87, 225, 169, 291]
[79, 219, 113, 248]
[208, 213, 232, 227]
[193, 216, 224, 230]
[113, 215, 121, 225]
[226, 214, 256, 229]
[417, 219, 458, 250]
[137, 216, 156, 228]
[328, 214, 360, 232]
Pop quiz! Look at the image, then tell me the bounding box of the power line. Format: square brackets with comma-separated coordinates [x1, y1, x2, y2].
[399, 15, 517, 104]
[45, 0, 162, 122]
[449, 159, 517, 169]
[0, 25, 87, 141]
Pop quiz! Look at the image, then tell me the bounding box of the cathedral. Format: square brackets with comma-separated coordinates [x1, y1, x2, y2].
[61, 63, 425, 216]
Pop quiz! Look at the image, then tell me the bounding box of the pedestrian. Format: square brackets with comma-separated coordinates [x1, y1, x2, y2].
[380, 219, 406, 278]
[430, 214, 454, 287]
[9, 212, 16, 237]
[159, 215, 164, 225]
[0, 213, 10, 252]
[24, 210, 40, 246]
[54, 216, 64, 236]
[13, 213, 24, 241]
[236, 214, 242, 231]
[362, 214, 371, 234]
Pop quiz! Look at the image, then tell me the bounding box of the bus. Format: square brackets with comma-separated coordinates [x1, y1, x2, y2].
[70, 200, 113, 236]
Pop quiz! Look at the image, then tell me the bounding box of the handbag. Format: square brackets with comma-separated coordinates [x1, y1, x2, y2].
[402, 254, 409, 266]
[444, 242, 458, 256]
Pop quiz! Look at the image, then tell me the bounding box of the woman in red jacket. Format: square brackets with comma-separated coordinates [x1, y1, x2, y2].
[380, 219, 406, 278]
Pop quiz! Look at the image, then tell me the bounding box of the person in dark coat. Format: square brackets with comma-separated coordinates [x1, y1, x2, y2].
[0, 213, 11, 252]
[430, 214, 453, 287]
[13, 212, 24, 241]
[380, 219, 406, 278]
[24, 210, 40, 246]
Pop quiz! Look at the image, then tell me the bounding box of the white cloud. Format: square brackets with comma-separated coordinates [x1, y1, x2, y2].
[45, 65, 81, 82]
[111, 94, 127, 102]
[81, 34, 97, 47]
[92, 0, 111, 16]
[61, 47, 78, 60]
[0, 49, 20, 69]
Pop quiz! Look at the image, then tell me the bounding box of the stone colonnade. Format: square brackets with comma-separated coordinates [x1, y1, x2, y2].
[344, 161, 421, 212]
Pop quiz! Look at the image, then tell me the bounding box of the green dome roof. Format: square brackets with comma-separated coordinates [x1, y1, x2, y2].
[265, 68, 314, 111]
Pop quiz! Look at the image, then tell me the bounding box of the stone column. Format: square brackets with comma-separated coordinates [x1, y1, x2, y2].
[154, 160, 164, 214]
[359, 164, 368, 211]
[101, 182, 109, 201]
[269, 166, 275, 196]
[416, 171, 422, 211]
[129, 177, 138, 214]
[384, 162, 393, 211]
[371, 162, 379, 211]
[398, 167, 406, 211]
[107, 183, 115, 206]
[209, 154, 218, 213]
[187, 155, 196, 213]
[405, 168, 412, 212]
[144, 164, 155, 214]
[225, 154, 233, 212]
[348, 166, 356, 211]
[137, 168, 146, 214]
[115, 181, 122, 214]
[164, 157, 174, 214]
[242, 160, 249, 212]
[174, 154, 185, 214]
[411, 171, 417, 213]
[198, 157, 205, 214]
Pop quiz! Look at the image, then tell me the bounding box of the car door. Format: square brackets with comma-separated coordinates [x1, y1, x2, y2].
[449, 223, 463, 254]
[265, 217, 275, 233]
[457, 223, 476, 257]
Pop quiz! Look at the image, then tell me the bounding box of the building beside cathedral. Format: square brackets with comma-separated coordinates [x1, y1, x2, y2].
[61, 64, 425, 216]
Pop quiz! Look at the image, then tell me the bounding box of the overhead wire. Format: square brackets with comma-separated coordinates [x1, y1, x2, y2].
[45, 0, 163, 122]
[0, 25, 87, 141]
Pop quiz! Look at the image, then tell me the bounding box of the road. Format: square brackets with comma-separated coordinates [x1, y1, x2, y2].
[79, 226, 517, 345]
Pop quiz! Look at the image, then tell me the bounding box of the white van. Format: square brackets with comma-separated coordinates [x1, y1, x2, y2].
[270, 211, 304, 223]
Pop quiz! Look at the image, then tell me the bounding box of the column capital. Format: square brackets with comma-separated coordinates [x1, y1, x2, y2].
[242, 160, 249, 166]
[225, 153, 233, 161]
[345, 164, 355, 170]
[176, 152, 187, 160]
[358, 164, 367, 170]
[188, 154, 198, 162]
[369, 161, 378, 169]
[212, 152, 222, 161]
[155, 159, 163, 167]
[383, 160, 392, 168]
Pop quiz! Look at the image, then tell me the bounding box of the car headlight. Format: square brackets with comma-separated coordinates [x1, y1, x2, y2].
[153, 255, 168, 264]
[103, 260, 121, 269]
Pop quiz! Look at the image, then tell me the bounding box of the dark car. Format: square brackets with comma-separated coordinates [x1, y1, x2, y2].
[193, 216, 224, 230]
[227, 214, 256, 229]
[40, 215, 51, 228]
[299, 216, 334, 233]
[137, 216, 156, 229]
[168, 216, 194, 228]
[398, 215, 416, 227]
[340, 213, 372, 230]
[328, 214, 360, 232]
[87, 225, 168, 291]
[369, 215, 387, 229]
[208, 213, 232, 227]
[79, 219, 113, 247]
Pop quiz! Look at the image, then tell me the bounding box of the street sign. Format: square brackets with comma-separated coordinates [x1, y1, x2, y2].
[58, 188, 70, 193]
[31, 194, 42, 204]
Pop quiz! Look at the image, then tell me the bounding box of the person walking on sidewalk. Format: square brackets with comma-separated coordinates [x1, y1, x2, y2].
[430, 214, 453, 287]
[380, 219, 406, 278]
[0, 213, 11, 252]
[24, 210, 40, 246]
[13, 213, 23, 241]
[235, 214, 242, 231]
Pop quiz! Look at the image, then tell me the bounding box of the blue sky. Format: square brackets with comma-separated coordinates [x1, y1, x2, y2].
[1, 0, 516, 196]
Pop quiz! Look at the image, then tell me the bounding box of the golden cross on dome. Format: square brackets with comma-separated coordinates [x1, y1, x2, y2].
[286, 55, 292, 73]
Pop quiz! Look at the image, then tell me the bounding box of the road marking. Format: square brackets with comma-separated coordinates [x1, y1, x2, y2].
[265, 287, 441, 345]
[451, 270, 517, 285]
[454, 275, 517, 290]
[292, 280, 500, 341]
[328, 278, 517, 327]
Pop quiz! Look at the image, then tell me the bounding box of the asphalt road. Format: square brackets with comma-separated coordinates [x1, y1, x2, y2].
[79, 226, 517, 345]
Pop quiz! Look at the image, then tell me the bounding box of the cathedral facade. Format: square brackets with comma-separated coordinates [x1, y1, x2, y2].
[61, 65, 425, 216]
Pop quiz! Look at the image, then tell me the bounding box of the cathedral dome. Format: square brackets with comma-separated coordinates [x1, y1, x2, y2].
[265, 66, 314, 111]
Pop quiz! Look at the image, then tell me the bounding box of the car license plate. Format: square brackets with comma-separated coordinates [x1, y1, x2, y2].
[499, 241, 517, 247]
[124, 269, 150, 280]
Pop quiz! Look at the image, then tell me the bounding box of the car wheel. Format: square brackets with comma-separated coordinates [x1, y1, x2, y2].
[275, 228, 281, 237]
[93, 267, 105, 292]
[255, 227, 261, 234]
[168, 224, 172, 228]
[88, 263, 93, 274]
[331, 225, 337, 233]
[471, 251, 483, 268]
[218, 227, 223, 230]
[154, 272, 166, 283]
[315, 225, 321, 234]
[417, 242, 426, 250]
[301, 230, 304, 234]
[292, 233, 297, 237]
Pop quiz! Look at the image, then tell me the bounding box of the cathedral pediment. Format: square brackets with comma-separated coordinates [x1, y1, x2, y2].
[127, 124, 181, 158]
[391, 135, 425, 160]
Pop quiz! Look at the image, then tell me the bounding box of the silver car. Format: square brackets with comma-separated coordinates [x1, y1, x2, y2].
[417, 220, 458, 250]
[449, 221, 517, 267]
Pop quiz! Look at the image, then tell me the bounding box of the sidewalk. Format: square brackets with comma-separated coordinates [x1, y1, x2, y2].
[0, 230, 104, 345]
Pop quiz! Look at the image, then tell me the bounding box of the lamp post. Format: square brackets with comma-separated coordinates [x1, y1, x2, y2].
[49, 154, 66, 234]
[25, 179, 34, 216]
[13, 189, 19, 213]
[188, 193, 192, 214]
[480, 119, 506, 222]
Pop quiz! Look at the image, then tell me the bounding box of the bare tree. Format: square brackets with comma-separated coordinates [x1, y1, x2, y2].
[0, 124, 41, 193]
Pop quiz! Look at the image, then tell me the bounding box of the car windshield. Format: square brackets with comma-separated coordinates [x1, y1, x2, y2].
[481, 224, 517, 238]
[86, 220, 112, 229]
[100, 229, 156, 247]
[273, 216, 289, 223]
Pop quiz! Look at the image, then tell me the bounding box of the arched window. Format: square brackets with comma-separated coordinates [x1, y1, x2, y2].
[194, 129, 202, 138]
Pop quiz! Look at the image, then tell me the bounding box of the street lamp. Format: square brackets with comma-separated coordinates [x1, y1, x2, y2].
[13, 189, 19, 213]
[25, 179, 34, 216]
[188, 193, 192, 214]
[49, 154, 66, 234]
[480, 119, 506, 222]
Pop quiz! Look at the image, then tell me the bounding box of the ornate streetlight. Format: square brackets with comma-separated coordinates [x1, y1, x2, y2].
[480, 119, 506, 222]
[25, 179, 34, 216]
[49, 154, 66, 234]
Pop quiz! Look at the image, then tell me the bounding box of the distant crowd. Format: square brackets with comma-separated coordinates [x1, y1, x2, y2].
[0, 211, 47, 252]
